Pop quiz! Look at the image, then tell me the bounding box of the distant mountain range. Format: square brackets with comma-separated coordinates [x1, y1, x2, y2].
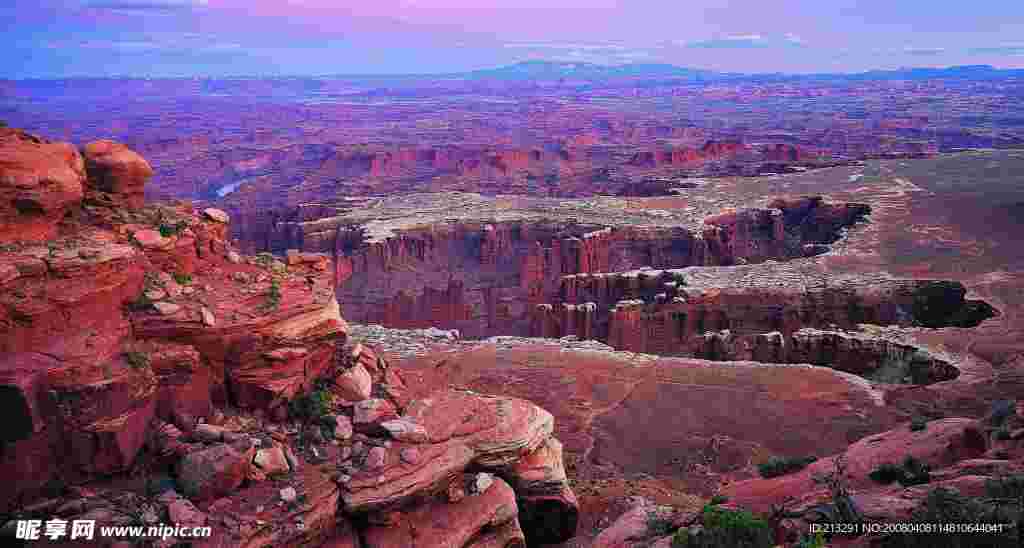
[6, 61, 1024, 83]
[446, 61, 1024, 83]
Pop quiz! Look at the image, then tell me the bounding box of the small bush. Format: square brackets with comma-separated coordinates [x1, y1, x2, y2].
[994, 427, 1012, 441]
[254, 252, 276, 268]
[672, 505, 773, 548]
[794, 532, 827, 548]
[173, 272, 193, 286]
[880, 487, 1019, 547]
[261, 279, 282, 311]
[709, 494, 729, 506]
[910, 416, 929, 432]
[123, 351, 150, 370]
[288, 388, 332, 423]
[985, 474, 1024, 499]
[758, 456, 817, 479]
[900, 456, 931, 486]
[125, 291, 153, 312]
[158, 220, 187, 238]
[869, 462, 906, 484]
[645, 512, 677, 537]
[869, 457, 931, 487]
[672, 272, 689, 286]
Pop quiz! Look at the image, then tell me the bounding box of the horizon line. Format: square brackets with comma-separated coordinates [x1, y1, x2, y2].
[4, 61, 1023, 82]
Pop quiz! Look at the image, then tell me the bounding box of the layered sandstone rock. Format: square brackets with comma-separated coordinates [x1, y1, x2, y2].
[0, 128, 85, 242]
[0, 130, 579, 547]
[259, 192, 870, 340]
[547, 260, 996, 364]
[361, 476, 524, 548]
[82, 139, 154, 210]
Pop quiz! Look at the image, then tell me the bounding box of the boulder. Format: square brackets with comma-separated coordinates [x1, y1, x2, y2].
[380, 419, 429, 444]
[362, 476, 521, 548]
[167, 497, 207, 528]
[591, 498, 676, 548]
[333, 362, 373, 402]
[193, 423, 226, 443]
[202, 208, 230, 224]
[0, 128, 85, 243]
[153, 302, 182, 316]
[340, 390, 554, 513]
[333, 415, 354, 441]
[176, 440, 256, 501]
[353, 399, 399, 433]
[133, 229, 172, 250]
[254, 446, 291, 476]
[194, 463, 339, 548]
[82, 140, 153, 210]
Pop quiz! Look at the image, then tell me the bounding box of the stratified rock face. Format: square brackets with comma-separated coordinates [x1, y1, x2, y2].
[546, 261, 996, 369]
[0, 128, 85, 242]
[309, 194, 869, 339]
[0, 129, 580, 548]
[340, 390, 555, 512]
[628, 140, 747, 168]
[82, 140, 154, 210]
[361, 476, 524, 548]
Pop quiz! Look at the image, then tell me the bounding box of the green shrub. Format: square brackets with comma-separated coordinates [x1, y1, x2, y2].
[173, 272, 193, 286]
[869, 462, 905, 484]
[900, 456, 931, 486]
[123, 351, 150, 370]
[158, 220, 187, 238]
[709, 495, 729, 506]
[288, 388, 332, 423]
[910, 416, 929, 432]
[261, 279, 282, 311]
[672, 505, 773, 548]
[758, 456, 817, 479]
[645, 512, 677, 537]
[254, 252, 276, 268]
[985, 474, 1024, 499]
[994, 427, 1012, 441]
[880, 487, 1019, 547]
[125, 291, 153, 312]
[794, 532, 827, 548]
[869, 457, 931, 487]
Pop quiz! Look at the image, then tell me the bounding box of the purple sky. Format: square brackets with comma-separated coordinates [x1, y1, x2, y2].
[3, 0, 1024, 77]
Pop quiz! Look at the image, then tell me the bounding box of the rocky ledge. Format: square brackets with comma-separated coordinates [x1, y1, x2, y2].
[0, 131, 578, 548]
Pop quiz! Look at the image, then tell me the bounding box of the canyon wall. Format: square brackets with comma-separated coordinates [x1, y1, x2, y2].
[323, 197, 868, 339]
[539, 265, 991, 383]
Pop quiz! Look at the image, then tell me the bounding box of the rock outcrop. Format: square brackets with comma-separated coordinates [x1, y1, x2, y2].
[0, 128, 85, 243]
[253, 193, 873, 340]
[82, 139, 154, 210]
[0, 131, 578, 548]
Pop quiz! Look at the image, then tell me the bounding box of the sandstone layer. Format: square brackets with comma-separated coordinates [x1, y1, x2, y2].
[0, 132, 578, 548]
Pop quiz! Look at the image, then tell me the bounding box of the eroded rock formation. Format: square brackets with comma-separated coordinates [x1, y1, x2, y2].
[0, 131, 578, 548]
[249, 193, 873, 342]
